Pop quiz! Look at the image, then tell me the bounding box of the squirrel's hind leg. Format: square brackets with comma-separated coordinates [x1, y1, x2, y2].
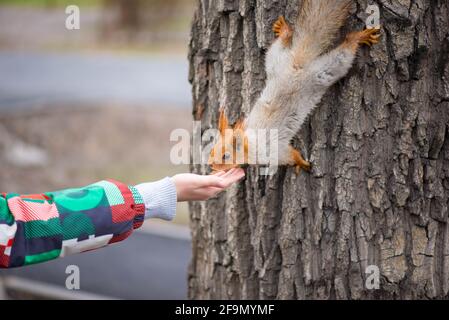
[305, 28, 381, 91]
[289, 146, 311, 174]
[273, 16, 293, 47]
[266, 16, 294, 81]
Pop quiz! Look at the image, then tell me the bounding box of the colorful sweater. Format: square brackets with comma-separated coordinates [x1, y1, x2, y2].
[0, 178, 177, 268]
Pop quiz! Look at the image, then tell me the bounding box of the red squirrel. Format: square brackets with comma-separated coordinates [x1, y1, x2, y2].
[209, 0, 381, 173]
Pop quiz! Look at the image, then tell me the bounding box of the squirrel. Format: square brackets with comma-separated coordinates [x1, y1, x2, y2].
[209, 0, 381, 173]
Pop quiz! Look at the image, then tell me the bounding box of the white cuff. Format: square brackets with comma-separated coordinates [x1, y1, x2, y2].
[135, 177, 177, 221]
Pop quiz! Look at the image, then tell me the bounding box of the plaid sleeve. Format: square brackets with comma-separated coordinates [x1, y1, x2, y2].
[0, 179, 145, 268]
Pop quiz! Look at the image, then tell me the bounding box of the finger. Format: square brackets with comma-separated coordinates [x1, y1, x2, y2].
[222, 167, 238, 179]
[229, 168, 245, 179]
[198, 168, 245, 190]
[198, 175, 227, 189]
[221, 168, 245, 187]
[199, 171, 246, 200]
[213, 171, 226, 177]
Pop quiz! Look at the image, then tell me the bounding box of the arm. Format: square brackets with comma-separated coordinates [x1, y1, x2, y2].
[0, 169, 245, 269]
[0, 179, 149, 268]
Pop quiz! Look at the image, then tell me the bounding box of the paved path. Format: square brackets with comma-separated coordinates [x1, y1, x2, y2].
[0, 51, 191, 110]
[3, 231, 191, 299]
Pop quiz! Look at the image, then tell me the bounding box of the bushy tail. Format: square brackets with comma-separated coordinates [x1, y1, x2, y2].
[292, 0, 353, 67]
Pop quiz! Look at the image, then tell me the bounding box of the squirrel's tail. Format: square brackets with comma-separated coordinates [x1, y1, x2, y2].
[292, 0, 353, 67]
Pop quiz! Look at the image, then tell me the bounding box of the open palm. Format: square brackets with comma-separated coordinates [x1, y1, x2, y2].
[172, 168, 245, 202]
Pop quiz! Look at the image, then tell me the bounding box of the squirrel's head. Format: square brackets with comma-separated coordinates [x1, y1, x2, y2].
[208, 109, 248, 172]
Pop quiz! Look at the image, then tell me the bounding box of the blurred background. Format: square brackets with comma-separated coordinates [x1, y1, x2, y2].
[0, 0, 195, 299]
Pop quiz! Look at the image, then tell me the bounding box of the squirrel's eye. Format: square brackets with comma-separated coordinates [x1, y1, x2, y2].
[222, 152, 231, 161]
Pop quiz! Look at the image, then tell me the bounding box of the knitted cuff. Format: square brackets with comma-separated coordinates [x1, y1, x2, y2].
[134, 177, 177, 221]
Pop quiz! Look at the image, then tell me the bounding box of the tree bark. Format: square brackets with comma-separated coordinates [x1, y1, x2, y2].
[188, 0, 449, 299]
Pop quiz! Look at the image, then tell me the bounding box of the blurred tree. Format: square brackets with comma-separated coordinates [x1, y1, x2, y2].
[102, 0, 191, 30]
[100, 0, 193, 43]
[104, 0, 141, 30]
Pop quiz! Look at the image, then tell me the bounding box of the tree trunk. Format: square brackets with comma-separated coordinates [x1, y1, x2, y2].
[188, 0, 449, 299]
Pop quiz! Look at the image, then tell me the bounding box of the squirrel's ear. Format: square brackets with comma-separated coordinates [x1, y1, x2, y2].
[218, 108, 229, 135]
[234, 118, 246, 131]
[233, 125, 249, 154]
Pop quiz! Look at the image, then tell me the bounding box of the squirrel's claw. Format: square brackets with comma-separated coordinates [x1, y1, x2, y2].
[359, 28, 381, 47]
[290, 147, 311, 175]
[361, 40, 373, 46]
[294, 161, 312, 175]
[273, 16, 286, 35]
[343, 27, 381, 52]
[273, 16, 293, 47]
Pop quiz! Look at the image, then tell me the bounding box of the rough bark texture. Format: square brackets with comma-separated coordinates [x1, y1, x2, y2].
[188, 0, 449, 299]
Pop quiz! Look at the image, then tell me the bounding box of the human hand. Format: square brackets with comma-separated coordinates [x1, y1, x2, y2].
[172, 168, 245, 202]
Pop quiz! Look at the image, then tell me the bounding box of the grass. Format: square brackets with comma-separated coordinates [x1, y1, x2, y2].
[0, 0, 102, 7]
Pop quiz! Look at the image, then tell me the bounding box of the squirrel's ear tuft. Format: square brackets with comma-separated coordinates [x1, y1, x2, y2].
[234, 118, 246, 131]
[218, 107, 229, 135]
